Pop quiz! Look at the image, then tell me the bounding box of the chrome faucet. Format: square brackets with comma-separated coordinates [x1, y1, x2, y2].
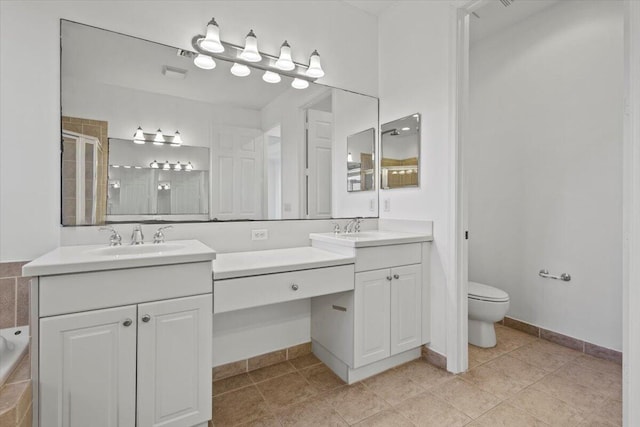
[331, 221, 342, 234]
[99, 226, 122, 246]
[344, 217, 362, 233]
[131, 225, 144, 245]
[153, 226, 173, 244]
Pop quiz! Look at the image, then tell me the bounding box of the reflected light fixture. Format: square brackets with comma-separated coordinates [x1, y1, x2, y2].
[194, 53, 216, 70]
[150, 160, 159, 169]
[163, 161, 171, 170]
[262, 71, 281, 84]
[291, 78, 309, 89]
[172, 131, 183, 147]
[402, 127, 410, 131]
[240, 30, 262, 62]
[200, 18, 224, 53]
[230, 63, 251, 77]
[154, 129, 165, 145]
[306, 50, 325, 78]
[348, 152, 353, 162]
[185, 162, 194, 171]
[275, 41, 295, 71]
[112, 165, 120, 168]
[133, 126, 145, 144]
[174, 161, 182, 171]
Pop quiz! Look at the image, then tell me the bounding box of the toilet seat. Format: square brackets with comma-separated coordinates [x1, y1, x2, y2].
[468, 281, 509, 303]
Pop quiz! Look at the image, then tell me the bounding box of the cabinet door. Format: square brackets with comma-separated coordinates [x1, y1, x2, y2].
[390, 264, 422, 355]
[137, 294, 212, 427]
[40, 305, 137, 427]
[354, 270, 390, 368]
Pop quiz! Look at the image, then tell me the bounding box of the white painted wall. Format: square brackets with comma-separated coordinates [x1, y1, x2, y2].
[467, 1, 623, 350]
[0, 0, 378, 262]
[378, 1, 457, 357]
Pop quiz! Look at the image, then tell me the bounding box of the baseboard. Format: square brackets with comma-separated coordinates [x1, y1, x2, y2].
[421, 346, 447, 370]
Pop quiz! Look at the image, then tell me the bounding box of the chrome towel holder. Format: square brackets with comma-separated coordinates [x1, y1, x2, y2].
[539, 269, 571, 282]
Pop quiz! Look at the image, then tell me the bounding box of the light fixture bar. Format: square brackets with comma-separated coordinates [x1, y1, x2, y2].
[191, 35, 319, 83]
[133, 131, 184, 146]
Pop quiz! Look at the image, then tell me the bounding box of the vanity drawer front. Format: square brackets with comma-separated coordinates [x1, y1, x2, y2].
[214, 264, 355, 314]
[39, 262, 212, 317]
[355, 243, 421, 272]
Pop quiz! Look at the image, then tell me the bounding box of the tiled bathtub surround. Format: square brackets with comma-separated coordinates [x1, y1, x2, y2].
[211, 325, 621, 426]
[0, 262, 29, 329]
[0, 354, 32, 427]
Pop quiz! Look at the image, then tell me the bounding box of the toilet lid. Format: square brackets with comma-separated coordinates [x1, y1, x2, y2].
[468, 281, 509, 302]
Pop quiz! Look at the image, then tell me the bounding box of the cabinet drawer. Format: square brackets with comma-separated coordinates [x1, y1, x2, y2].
[355, 243, 421, 272]
[214, 264, 355, 314]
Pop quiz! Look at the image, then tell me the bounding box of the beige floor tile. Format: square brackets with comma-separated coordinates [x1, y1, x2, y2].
[276, 397, 347, 427]
[430, 377, 501, 418]
[289, 353, 322, 370]
[393, 359, 453, 390]
[509, 387, 585, 426]
[362, 368, 425, 405]
[249, 362, 296, 383]
[352, 409, 414, 426]
[322, 383, 390, 424]
[212, 385, 272, 426]
[393, 391, 471, 427]
[213, 373, 254, 396]
[509, 340, 581, 372]
[472, 402, 549, 427]
[573, 355, 622, 378]
[461, 361, 540, 400]
[583, 399, 622, 427]
[531, 373, 609, 416]
[237, 415, 282, 427]
[299, 364, 345, 392]
[256, 372, 319, 409]
[483, 355, 549, 386]
[555, 362, 621, 401]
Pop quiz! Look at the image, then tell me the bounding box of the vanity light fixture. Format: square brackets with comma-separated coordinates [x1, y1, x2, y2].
[275, 41, 295, 71]
[133, 127, 145, 144]
[185, 161, 194, 171]
[230, 63, 251, 77]
[291, 78, 309, 90]
[163, 161, 171, 170]
[123, 165, 131, 169]
[262, 71, 281, 84]
[131, 127, 184, 146]
[401, 127, 410, 131]
[112, 165, 120, 168]
[200, 18, 224, 53]
[306, 50, 325, 78]
[240, 30, 262, 62]
[154, 129, 165, 145]
[174, 161, 182, 171]
[348, 152, 353, 162]
[194, 53, 216, 70]
[150, 160, 159, 169]
[172, 131, 183, 147]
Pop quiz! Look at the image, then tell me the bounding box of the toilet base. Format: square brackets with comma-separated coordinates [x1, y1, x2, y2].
[468, 319, 497, 348]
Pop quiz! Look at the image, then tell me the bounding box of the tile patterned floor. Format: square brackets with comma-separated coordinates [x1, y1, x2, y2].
[210, 325, 622, 426]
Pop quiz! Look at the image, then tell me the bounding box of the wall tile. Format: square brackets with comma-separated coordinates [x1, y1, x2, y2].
[15, 278, 30, 327]
[0, 278, 16, 329]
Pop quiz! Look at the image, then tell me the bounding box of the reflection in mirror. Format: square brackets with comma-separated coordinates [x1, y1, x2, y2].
[60, 20, 379, 225]
[347, 128, 375, 192]
[380, 114, 420, 189]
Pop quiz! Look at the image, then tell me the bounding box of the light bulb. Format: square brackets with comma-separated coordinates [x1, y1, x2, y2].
[306, 50, 324, 78]
[275, 40, 295, 71]
[154, 129, 165, 145]
[262, 71, 281, 84]
[402, 127, 410, 131]
[163, 161, 171, 170]
[194, 54, 216, 70]
[200, 18, 224, 53]
[158, 184, 162, 190]
[133, 126, 145, 144]
[185, 161, 193, 171]
[230, 63, 251, 77]
[348, 152, 353, 162]
[291, 78, 309, 89]
[150, 160, 159, 169]
[123, 165, 131, 169]
[174, 161, 182, 171]
[172, 130, 183, 146]
[112, 165, 120, 168]
[240, 30, 262, 62]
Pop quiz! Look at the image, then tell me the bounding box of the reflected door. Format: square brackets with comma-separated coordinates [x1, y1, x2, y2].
[306, 109, 333, 219]
[62, 132, 100, 225]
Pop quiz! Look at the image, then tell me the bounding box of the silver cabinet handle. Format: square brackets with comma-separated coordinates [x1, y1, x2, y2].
[122, 318, 133, 327]
[141, 314, 151, 323]
[291, 284, 299, 291]
[386, 276, 392, 281]
[393, 274, 400, 279]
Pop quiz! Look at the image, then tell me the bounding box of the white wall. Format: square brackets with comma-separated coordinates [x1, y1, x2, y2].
[0, 0, 378, 262]
[378, 1, 457, 357]
[468, 1, 623, 350]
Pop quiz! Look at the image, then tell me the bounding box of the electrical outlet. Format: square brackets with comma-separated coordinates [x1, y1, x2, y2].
[384, 198, 391, 212]
[251, 229, 268, 240]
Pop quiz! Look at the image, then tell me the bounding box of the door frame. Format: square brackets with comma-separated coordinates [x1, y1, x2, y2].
[453, 0, 640, 424]
[62, 130, 100, 225]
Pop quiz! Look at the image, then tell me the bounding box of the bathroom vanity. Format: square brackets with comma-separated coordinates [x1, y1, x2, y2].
[23, 240, 216, 427]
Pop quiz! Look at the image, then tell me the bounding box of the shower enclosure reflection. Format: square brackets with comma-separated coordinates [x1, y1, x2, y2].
[381, 114, 420, 189]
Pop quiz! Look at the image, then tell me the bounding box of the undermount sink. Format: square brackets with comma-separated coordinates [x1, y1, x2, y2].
[88, 243, 186, 257]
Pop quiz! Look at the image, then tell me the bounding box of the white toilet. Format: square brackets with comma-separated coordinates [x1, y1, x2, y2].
[468, 281, 510, 348]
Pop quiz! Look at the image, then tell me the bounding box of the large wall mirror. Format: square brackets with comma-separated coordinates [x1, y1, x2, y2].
[60, 20, 379, 225]
[380, 114, 420, 190]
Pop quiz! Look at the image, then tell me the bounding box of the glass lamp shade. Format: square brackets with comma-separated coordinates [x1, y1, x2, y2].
[240, 30, 262, 62]
[291, 78, 309, 90]
[174, 161, 182, 171]
[200, 18, 224, 53]
[306, 50, 325, 78]
[275, 41, 295, 71]
[348, 152, 353, 162]
[163, 161, 171, 170]
[262, 71, 281, 84]
[172, 131, 183, 146]
[194, 54, 216, 70]
[150, 160, 159, 169]
[133, 126, 145, 144]
[185, 162, 194, 171]
[154, 129, 165, 145]
[230, 63, 251, 77]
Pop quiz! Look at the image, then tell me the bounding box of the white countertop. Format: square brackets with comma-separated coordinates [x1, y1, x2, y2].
[309, 230, 433, 248]
[212, 247, 355, 280]
[23, 240, 216, 276]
